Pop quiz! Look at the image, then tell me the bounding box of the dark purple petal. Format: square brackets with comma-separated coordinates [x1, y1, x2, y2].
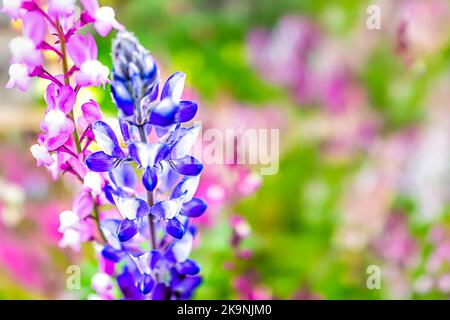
[118, 218, 138, 242]
[152, 283, 171, 300]
[142, 167, 158, 191]
[92, 121, 125, 158]
[161, 72, 185, 101]
[117, 269, 143, 300]
[112, 81, 134, 116]
[104, 185, 116, 204]
[138, 274, 155, 295]
[171, 175, 200, 202]
[150, 250, 162, 269]
[101, 245, 124, 263]
[174, 100, 198, 123]
[177, 259, 200, 275]
[85, 151, 116, 172]
[119, 119, 131, 142]
[149, 99, 178, 127]
[166, 217, 185, 239]
[171, 156, 203, 176]
[175, 276, 202, 295]
[181, 198, 207, 218]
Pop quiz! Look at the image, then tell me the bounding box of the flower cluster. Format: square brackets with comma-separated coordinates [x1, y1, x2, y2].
[85, 31, 206, 299]
[3, 0, 122, 252]
[3, 1, 206, 299]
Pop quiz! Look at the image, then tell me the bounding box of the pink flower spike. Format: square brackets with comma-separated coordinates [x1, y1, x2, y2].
[81, 99, 103, 124]
[6, 63, 31, 91]
[30, 144, 54, 167]
[1, 0, 24, 20]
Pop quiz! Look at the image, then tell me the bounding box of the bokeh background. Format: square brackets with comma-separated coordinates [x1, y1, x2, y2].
[1, 0, 450, 299]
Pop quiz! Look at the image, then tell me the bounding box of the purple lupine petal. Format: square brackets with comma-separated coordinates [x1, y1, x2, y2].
[161, 72, 186, 101]
[129, 142, 168, 169]
[172, 175, 200, 203]
[156, 161, 179, 193]
[85, 151, 116, 172]
[171, 156, 203, 176]
[118, 218, 138, 242]
[102, 245, 124, 263]
[180, 198, 207, 218]
[174, 100, 198, 123]
[104, 185, 116, 205]
[92, 121, 125, 158]
[119, 119, 131, 142]
[112, 80, 134, 116]
[177, 259, 200, 275]
[111, 162, 137, 190]
[23, 11, 46, 45]
[171, 230, 193, 262]
[151, 194, 186, 220]
[100, 219, 122, 250]
[155, 124, 177, 138]
[175, 276, 202, 296]
[138, 274, 155, 295]
[117, 269, 144, 300]
[166, 217, 185, 239]
[149, 98, 178, 127]
[152, 283, 171, 300]
[81, 100, 102, 125]
[150, 250, 162, 269]
[142, 167, 158, 192]
[113, 195, 150, 220]
[170, 125, 200, 159]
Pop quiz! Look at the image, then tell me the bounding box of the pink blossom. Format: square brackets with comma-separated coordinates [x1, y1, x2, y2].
[81, 0, 123, 37]
[1, 0, 24, 20]
[6, 63, 32, 91]
[67, 34, 110, 87]
[30, 144, 54, 167]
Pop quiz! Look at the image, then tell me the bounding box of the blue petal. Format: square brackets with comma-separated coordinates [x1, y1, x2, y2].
[174, 100, 198, 123]
[85, 151, 116, 172]
[161, 72, 185, 101]
[119, 120, 131, 142]
[142, 55, 158, 81]
[181, 198, 207, 218]
[149, 98, 178, 127]
[171, 156, 203, 176]
[138, 274, 155, 295]
[152, 283, 171, 300]
[176, 276, 202, 299]
[92, 121, 126, 158]
[111, 162, 137, 190]
[172, 176, 200, 203]
[129, 142, 168, 169]
[150, 250, 162, 269]
[104, 185, 116, 204]
[166, 217, 185, 239]
[156, 161, 179, 193]
[142, 167, 158, 191]
[100, 219, 122, 250]
[111, 81, 134, 116]
[118, 218, 138, 242]
[177, 259, 200, 275]
[113, 195, 150, 220]
[170, 125, 201, 159]
[101, 245, 124, 263]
